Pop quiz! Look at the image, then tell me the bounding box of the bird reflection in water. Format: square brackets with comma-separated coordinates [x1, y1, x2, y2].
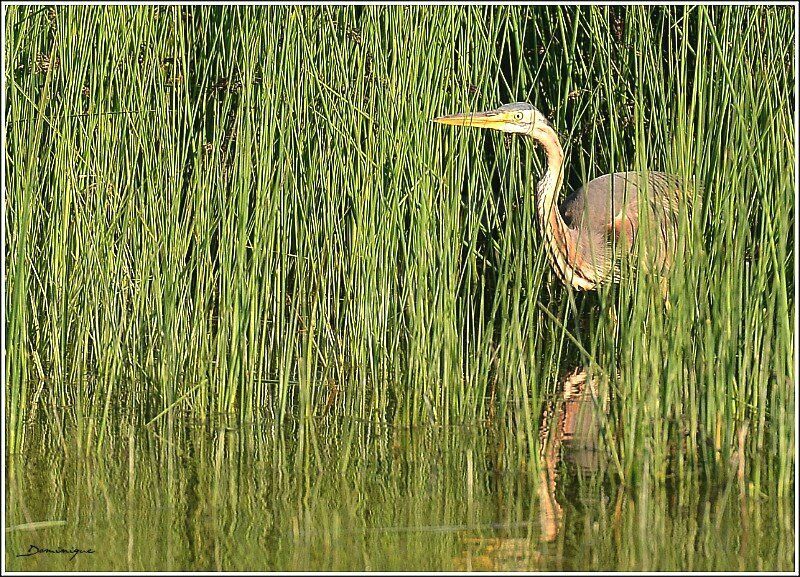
[537, 367, 608, 543]
[453, 368, 608, 570]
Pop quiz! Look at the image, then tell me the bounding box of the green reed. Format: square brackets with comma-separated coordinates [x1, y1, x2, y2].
[5, 4, 794, 500]
[5, 417, 793, 571]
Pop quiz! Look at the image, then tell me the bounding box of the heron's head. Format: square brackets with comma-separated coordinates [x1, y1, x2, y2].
[433, 102, 551, 136]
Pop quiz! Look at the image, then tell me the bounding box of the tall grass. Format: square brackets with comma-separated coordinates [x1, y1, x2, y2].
[5, 4, 794, 499]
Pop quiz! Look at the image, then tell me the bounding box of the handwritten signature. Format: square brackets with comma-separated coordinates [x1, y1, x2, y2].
[17, 544, 95, 561]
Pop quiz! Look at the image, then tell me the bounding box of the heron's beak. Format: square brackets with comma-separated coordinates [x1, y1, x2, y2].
[432, 109, 506, 129]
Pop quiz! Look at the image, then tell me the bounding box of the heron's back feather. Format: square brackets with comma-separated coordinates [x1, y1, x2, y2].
[558, 171, 696, 284]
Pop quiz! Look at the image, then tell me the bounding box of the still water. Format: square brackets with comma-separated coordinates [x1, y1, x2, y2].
[5, 385, 794, 572]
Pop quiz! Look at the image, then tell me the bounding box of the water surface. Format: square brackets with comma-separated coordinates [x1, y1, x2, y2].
[5, 398, 793, 572]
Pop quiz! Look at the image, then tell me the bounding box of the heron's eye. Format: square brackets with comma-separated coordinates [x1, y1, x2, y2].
[514, 112, 524, 121]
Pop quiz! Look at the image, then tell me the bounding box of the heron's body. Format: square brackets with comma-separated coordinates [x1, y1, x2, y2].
[555, 170, 685, 289]
[434, 102, 691, 291]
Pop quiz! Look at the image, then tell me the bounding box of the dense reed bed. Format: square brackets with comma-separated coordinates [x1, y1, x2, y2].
[5, 4, 795, 501]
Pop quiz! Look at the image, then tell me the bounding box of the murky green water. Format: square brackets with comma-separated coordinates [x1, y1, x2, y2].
[5, 401, 793, 572]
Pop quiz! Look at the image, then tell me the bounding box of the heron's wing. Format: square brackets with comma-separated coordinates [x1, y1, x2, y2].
[560, 171, 697, 284]
[611, 172, 697, 276]
[612, 198, 638, 247]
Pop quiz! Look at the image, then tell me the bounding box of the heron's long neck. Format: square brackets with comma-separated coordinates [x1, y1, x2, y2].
[530, 125, 595, 291]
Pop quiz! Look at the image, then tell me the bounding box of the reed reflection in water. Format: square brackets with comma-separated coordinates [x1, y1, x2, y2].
[5, 375, 792, 572]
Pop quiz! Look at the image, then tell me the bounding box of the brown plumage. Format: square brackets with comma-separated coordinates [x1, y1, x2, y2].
[434, 102, 694, 291]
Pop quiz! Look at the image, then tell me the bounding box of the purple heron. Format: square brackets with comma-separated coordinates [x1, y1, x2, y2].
[434, 102, 690, 291]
